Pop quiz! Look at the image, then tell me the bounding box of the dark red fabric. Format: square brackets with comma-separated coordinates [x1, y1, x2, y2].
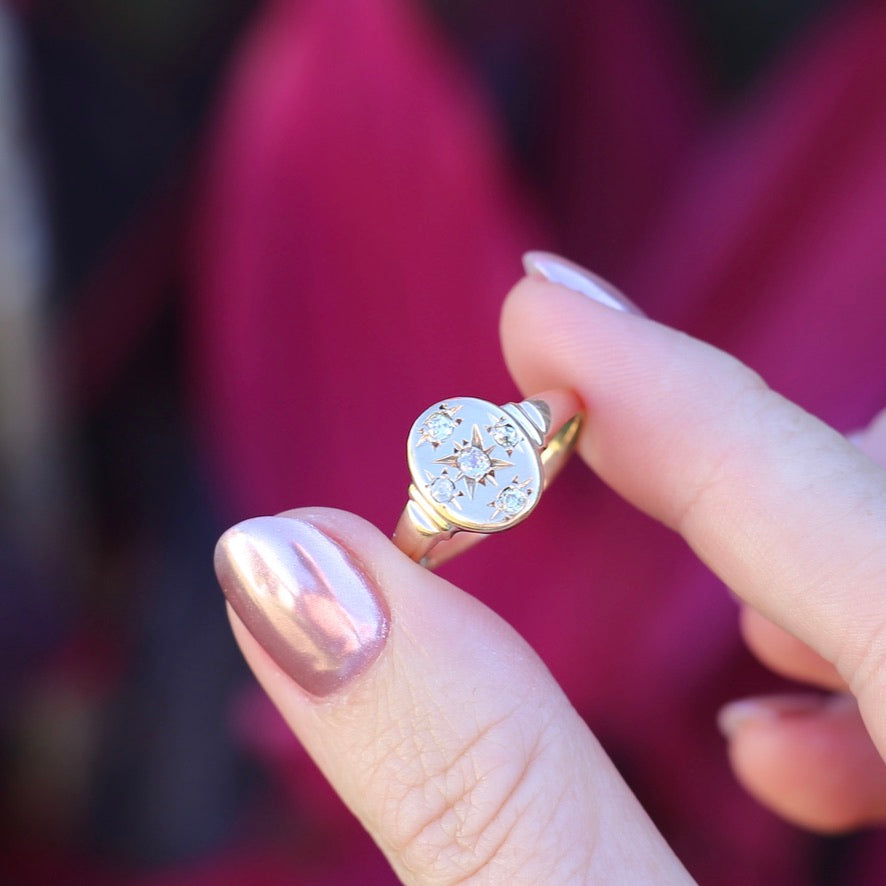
[189, 0, 886, 881]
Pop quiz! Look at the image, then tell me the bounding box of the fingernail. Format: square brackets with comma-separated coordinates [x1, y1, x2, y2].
[522, 251, 643, 315]
[717, 693, 828, 738]
[214, 516, 389, 697]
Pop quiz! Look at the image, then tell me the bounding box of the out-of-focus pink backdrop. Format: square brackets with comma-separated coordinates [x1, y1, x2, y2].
[5, 0, 886, 882]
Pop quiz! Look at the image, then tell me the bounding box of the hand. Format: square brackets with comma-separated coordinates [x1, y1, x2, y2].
[215, 255, 886, 883]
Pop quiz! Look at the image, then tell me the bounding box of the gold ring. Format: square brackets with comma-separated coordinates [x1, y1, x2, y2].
[393, 391, 582, 569]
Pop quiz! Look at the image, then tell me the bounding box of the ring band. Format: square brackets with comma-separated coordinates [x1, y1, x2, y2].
[393, 390, 582, 569]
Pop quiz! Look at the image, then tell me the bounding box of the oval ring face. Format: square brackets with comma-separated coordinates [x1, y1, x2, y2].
[407, 397, 543, 533]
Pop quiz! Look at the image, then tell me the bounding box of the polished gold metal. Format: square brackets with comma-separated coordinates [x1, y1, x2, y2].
[393, 391, 582, 569]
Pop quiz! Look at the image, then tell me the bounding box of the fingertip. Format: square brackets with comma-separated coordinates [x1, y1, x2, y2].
[721, 693, 886, 833]
[500, 274, 646, 404]
[216, 505, 687, 882]
[501, 258, 886, 701]
[520, 251, 643, 314]
[214, 511, 391, 698]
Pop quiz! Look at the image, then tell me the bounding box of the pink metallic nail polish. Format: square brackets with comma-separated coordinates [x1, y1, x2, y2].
[522, 251, 643, 315]
[717, 693, 829, 738]
[214, 516, 389, 697]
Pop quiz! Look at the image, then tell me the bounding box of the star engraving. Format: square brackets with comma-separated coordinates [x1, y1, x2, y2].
[416, 403, 462, 448]
[485, 414, 523, 456]
[423, 468, 463, 510]
[434, 424, 514, 499]
[489, 476, 533, 522]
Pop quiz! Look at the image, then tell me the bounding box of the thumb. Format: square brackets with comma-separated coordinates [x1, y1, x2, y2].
[215, 509, 689, 884]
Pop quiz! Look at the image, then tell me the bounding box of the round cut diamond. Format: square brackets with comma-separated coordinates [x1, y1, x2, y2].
[424, 411, 456, 443]
[491, 420, 520, 450]
[495, 485, 529, 516]
[429, 476, 456, 503]
[457, 446, 492, 479]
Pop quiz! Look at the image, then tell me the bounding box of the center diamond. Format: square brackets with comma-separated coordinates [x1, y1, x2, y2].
[433, 422, 515, 499]
[456, 446, 492, 479]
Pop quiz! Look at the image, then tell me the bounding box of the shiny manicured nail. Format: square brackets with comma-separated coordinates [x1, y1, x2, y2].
[522, 251, 643, 315]
[717, 693, 830, 739]
[214, 516, 389, 697]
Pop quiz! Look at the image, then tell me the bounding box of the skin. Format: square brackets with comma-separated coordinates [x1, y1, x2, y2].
[226, 276, 886, 882]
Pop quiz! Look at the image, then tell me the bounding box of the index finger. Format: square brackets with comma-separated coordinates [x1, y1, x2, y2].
[500, 270, 886, 718]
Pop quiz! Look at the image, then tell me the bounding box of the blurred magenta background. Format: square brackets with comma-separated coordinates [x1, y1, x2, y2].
[3, 1, 886, 883]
